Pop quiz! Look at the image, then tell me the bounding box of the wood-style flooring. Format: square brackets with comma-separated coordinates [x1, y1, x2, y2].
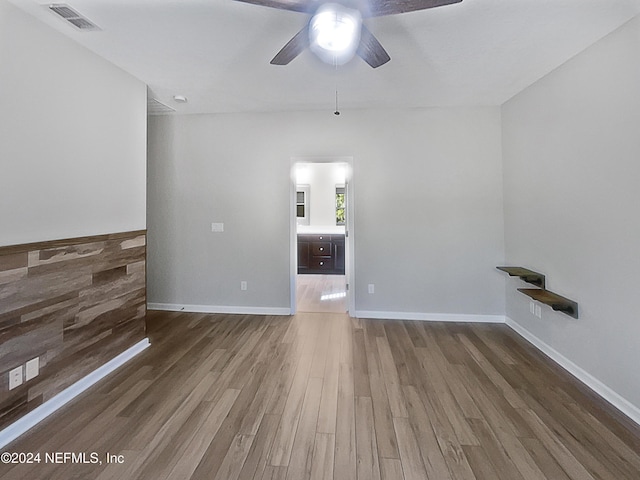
[2, 311, 640, 480]
[297, 275, 347, 313]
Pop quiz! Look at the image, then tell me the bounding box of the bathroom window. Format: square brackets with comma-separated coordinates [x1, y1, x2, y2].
[297, 185, 310, 225]
[336, 186, 345, 225]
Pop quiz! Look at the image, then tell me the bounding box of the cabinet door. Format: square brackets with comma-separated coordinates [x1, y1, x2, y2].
[333, 236, 345, 274]
[298, 240, 310, 271]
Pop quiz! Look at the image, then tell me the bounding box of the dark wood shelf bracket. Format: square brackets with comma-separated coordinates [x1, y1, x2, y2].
[518, 288, 579, 319]
[497, 266, 578, 319]
[497, 266, 546, 289]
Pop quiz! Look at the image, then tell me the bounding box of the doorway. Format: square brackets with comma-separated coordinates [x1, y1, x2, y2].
[289, 157, 354, 315]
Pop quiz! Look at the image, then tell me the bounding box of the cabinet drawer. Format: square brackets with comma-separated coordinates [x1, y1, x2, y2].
[299, 234, 331, 242]
[310, 257, 333, 270]
[310, 242, 331, 257]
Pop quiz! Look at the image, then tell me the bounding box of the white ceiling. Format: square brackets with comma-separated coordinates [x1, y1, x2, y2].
[9, 0, 640, 114]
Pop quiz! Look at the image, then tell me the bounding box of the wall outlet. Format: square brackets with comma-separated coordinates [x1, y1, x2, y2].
[241, 281, 247, 291]
[26, 357, 39, 381]
[9, 366, 23, 390]
[368, 284, 375, 294]
[211, 222, 224, 232]
[535, 304, 542, 318]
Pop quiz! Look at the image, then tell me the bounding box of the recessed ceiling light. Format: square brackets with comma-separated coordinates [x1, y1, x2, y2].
[173, 95, 188, 103]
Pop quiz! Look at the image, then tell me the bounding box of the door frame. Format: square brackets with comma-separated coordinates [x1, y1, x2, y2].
[289, 156, 355, 315]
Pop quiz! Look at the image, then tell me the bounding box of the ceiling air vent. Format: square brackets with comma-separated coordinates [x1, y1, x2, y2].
[147, 98, 176, 115]
[48, 4, 100, 31]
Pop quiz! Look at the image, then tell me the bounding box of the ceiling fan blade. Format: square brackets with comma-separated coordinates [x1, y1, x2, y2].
[367, 0, 462, 17]
[270, 25, 310, 65]
[232, 0, 312, 14]
[357, 25, 390, 68]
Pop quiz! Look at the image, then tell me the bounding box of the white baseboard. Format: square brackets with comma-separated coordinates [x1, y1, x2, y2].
[0, 338, 150, 450]
[354, 310, 506, 323]
[147, 303, 291, 316]
[506, 317, 640, 427]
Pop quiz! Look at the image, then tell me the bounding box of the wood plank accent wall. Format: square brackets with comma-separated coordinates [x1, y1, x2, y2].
[0, 230, 147, 429]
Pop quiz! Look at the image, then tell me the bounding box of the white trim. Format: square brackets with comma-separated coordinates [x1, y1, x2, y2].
[290, 165, 298, 315]
[345, 171, 356, 315]
[290, 156, 354, 164]
[0, 338, 150, 449]
[290, 156, 356, 317]
[355, 311, 506, 323]
[148, 303, 291, 316]
[506, 317, 640, 427]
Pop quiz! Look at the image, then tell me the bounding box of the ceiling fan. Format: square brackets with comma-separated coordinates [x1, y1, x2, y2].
[232, 0, 463, 68]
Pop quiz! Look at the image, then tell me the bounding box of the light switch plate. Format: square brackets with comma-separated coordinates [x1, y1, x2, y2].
[535, 304, 542, 318]
[211, 222, 224, 232]
[9, 366, 23, 390]
[26, 357, 39, 381]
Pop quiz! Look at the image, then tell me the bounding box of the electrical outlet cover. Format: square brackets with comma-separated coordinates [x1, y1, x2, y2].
[9, 366, 23, 390]
[26, 357, 39, 381]
[535, 305, 542, 318]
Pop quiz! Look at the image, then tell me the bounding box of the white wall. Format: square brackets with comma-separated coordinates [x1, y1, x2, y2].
[0, 0, 147, 246]
[502, 16, 640, 416]
[297, 163, 346, 228]
[147, 107, 505, 318]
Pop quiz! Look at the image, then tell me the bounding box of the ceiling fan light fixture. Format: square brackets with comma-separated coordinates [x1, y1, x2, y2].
[309, 4, 362, 65]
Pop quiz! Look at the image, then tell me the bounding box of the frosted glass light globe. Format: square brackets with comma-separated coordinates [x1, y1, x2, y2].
[309, 4, 362, 65]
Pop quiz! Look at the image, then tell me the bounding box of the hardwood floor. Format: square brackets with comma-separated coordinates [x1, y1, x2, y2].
[2, 311, 640, 480]
[296, 275, 347, 313]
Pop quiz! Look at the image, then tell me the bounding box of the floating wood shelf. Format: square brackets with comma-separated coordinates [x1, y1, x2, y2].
[496, 266, 546, 288]
[518, 288, 579, 319]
